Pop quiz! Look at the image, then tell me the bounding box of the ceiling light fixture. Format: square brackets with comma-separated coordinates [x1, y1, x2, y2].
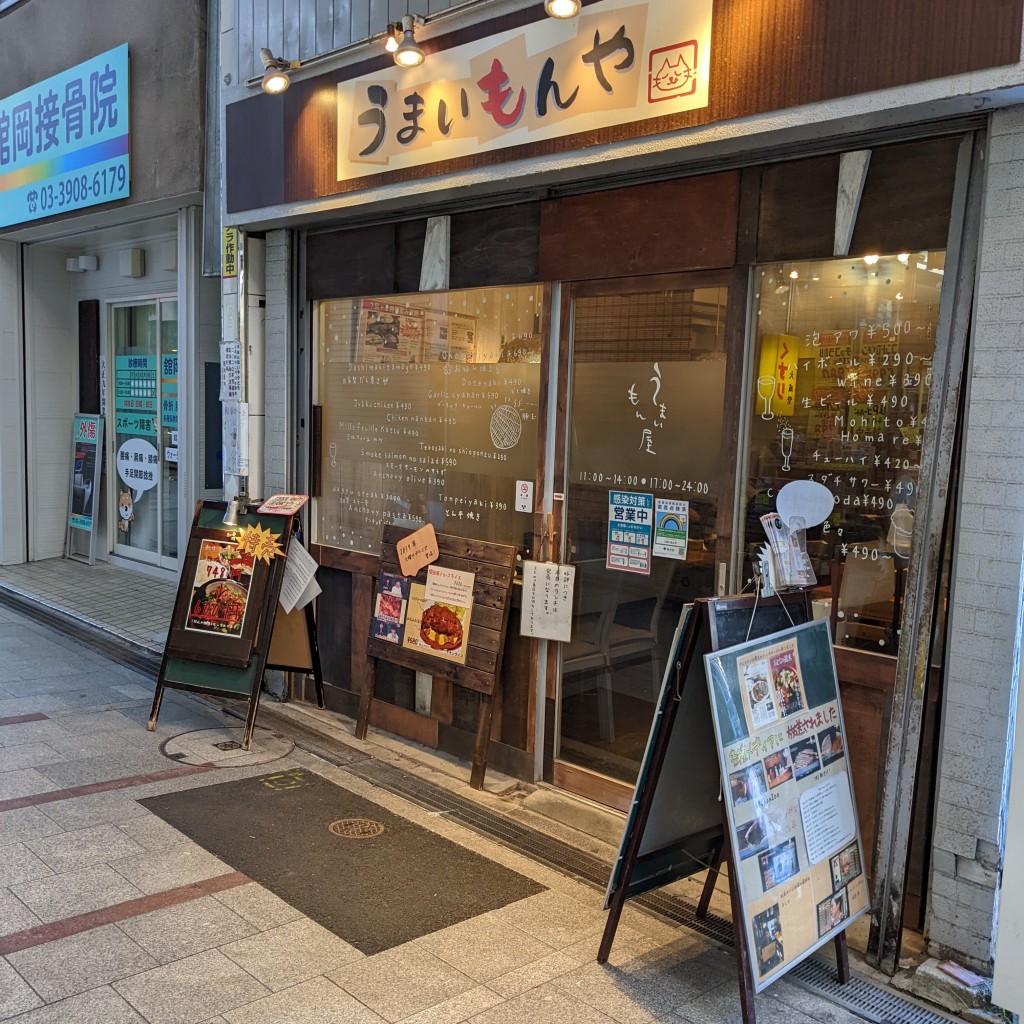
[259, 48, 299, 95]
[394, 15, 425, 68]
[544, 0, 581, 18]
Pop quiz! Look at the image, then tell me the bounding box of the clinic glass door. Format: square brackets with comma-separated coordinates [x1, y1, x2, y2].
[556, 275, 735, 794]
[110, 299, 179, 569]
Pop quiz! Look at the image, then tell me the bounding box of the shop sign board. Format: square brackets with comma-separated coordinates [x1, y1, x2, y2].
[0, 44, 130, 229]
[151, 501, 325, 750]
[704, 618, 868, 992]
[161, 355, 178, 430]
[336, 0, 711, 183]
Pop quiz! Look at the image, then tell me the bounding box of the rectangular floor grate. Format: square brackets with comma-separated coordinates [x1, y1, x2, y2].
[788, 957, 958, 1024]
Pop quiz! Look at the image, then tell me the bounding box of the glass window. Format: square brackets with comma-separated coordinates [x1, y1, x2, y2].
[111, 298, 178, 568]
[743, 252, 944, 652]
[315, 286, 544, 555]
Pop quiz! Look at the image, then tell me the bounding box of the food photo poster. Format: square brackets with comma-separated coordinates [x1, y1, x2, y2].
[402, 566, 474, 665]
[371, 572, 411, 645]
[185, 539, 254, 637]
[704, 618, 867, 991]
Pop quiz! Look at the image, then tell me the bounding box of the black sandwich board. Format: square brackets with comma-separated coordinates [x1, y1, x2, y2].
[599, 591, 851, 1024]
[148, 500, 324, 748]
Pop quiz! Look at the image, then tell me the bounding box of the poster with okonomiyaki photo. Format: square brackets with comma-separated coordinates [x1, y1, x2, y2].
[402, 565, 474, 665]
[704, 619, 867, 992]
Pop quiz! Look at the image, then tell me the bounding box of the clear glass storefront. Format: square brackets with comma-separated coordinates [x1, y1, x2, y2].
[310, 253, 947, 811]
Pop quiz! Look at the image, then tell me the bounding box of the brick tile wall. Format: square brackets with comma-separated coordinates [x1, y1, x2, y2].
[927, 107, 1024, 969]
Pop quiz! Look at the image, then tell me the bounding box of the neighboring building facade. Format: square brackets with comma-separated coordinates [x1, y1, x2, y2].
[0, 0, 221, 576]
[215, 0, 1024, 985]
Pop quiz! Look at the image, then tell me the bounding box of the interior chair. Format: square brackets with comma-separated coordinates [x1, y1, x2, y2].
[606, 559, 675, 700]
[830, 541, 897, 650]
[561, 561, 621, 742]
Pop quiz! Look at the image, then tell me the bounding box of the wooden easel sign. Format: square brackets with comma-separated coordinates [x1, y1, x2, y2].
[359, 525, 518, 789]
[148, 501, 324, 748]
[704, 617, 868, 992]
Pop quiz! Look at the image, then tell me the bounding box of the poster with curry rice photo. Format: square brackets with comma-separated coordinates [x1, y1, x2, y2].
[185, 539, 253, 638]
[401, 565, 474, 665]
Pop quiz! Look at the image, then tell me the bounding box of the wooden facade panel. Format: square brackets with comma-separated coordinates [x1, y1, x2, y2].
[707, 0, 1021, 120]
[77, 300, 100, 415]
[539, 174, 740, 281]
[227, 0, 1018, 213]
[306, 224, 396, 299]
[449, 204, 541, 289]
[757, 155, 840, 263]
[851, 136, 962, 255]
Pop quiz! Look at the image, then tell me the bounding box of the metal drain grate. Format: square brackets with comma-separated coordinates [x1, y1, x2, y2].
[788, 957, 958, 1024]
[329, 817, 385, 839]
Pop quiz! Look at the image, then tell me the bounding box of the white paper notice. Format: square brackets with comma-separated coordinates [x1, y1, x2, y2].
[800, 770, 856, 864]
[220, 341, 242, 401]
[279, 541, 320, 614]
[520, 561, 575, 642]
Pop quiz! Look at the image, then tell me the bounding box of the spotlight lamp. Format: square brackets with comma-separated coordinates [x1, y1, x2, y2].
[394, 15, 425, 68]
[385, 22, 402, 54]
[259, 47, 299, 94]
[544, 0, 580, 18]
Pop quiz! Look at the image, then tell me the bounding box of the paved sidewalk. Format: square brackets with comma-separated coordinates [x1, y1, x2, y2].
[0, 587, 915, 1024]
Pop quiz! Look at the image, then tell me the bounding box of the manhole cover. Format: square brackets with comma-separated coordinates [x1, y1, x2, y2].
[213, 740, 242, 751]
[329, 818, 385, 839]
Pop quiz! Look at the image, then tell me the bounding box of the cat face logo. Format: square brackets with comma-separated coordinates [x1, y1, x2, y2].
[648, 42, 699, 103]
[653, 55, 693, 93]
[117, 490, 135, 533]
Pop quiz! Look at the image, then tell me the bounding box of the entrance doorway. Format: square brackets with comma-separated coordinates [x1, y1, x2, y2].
[555, 275, 733, 799]
[110, 298, 179, 570]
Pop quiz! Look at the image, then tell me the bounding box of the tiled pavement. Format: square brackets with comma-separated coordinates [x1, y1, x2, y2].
[0, 561, 945, 1024]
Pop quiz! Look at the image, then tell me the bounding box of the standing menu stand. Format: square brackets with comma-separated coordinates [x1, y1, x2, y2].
[148, 500, 325, 748]
[356, 525, 518, 790]
[600, 592, 855, 1024]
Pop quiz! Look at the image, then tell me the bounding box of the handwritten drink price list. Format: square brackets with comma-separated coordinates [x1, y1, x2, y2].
[753, 315, 937, 560]
[318, 291, 543, 554]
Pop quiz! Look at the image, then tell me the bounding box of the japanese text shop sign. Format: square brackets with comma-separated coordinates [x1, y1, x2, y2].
[0, 44, 130, 229]
[337, 0, 711, 182]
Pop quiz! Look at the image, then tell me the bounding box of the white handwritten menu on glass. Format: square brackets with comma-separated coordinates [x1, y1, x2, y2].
[317, 286, 543, 555]
[745, 253, 944, 652]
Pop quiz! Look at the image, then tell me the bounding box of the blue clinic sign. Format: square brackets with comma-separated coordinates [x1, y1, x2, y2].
[0, 44, 130, 229]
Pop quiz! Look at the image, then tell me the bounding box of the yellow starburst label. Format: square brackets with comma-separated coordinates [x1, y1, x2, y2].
[237, 523, 284, 564]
